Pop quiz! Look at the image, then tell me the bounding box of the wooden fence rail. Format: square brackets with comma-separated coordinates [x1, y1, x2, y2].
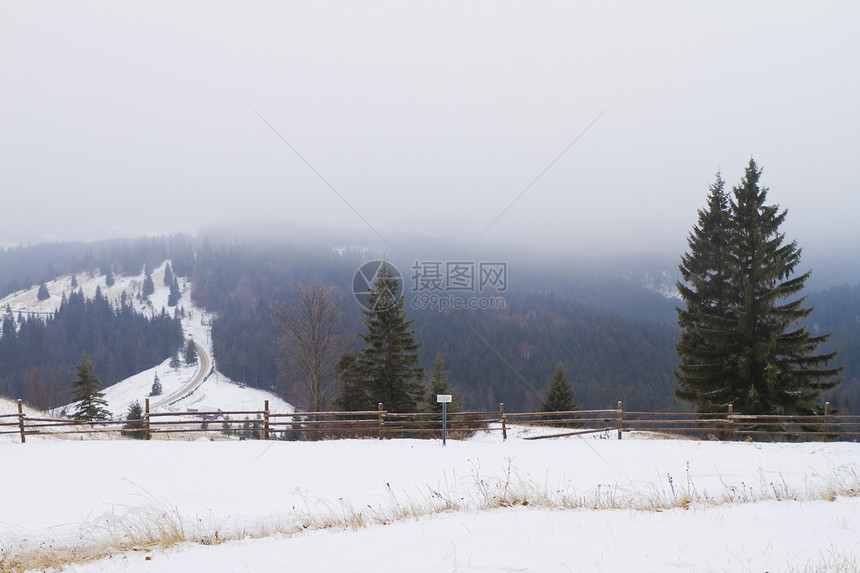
[4, 399, 860, 444]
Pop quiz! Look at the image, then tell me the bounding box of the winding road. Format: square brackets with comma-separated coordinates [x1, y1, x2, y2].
[149, 341, 211, 409]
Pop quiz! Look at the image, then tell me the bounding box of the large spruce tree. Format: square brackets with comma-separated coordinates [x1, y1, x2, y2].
[70, 352, 111, 421]
[344, 263, 424, 412]
[675, 159, 841, 414]
[674, 173, 735, 411]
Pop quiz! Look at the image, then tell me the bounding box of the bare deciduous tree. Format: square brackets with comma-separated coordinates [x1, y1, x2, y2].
[23, 367, 63, 412]
[270, 280, 347, 412]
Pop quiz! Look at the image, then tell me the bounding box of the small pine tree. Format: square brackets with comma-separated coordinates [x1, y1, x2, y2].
[150, 372, 163, 396]
[540, 362, 578, 413]
[184, 339, 198, 365]
[105, 266, 115, 287]
[169, 351, 181, 369]
[167, 277, 181, 307]
[142, 273, 155, 297]
[70, 352, 111, 421]
[71, 275, 78, 288]
[163, 263, 174, 287]
[122, 401, 146, 439]
[426, 351, 458, 414]
[37, 283, 50, 301]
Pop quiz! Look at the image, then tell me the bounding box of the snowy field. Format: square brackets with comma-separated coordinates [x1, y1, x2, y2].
[2, 432, 858, 572]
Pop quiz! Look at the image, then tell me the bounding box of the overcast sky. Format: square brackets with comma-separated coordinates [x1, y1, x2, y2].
[2, 1, 858, 258]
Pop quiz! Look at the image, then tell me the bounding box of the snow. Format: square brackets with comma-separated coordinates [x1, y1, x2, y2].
[1, 435, 858, 572]
[0, 397, 41, 418]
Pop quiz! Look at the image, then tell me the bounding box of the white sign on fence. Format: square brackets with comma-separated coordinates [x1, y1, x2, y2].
[436, 394, 452, 403]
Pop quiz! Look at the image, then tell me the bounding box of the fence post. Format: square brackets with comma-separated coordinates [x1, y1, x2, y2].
[500, 403, 507, 441]
[824, 401, 830, 442]
[616, 401, 623, 440]
[378, 402, 384, 440]
[17, 399, 26, 444]
[727, 403, 734, 442]
[145, 398, 151, 441]
[263, 400, 270, 440]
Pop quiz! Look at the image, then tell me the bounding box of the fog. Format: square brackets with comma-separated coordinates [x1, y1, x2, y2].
[2, 2, 858, 259]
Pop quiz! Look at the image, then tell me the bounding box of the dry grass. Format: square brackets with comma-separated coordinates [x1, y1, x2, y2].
[2, 462, 858, 573]
[783, 548, 860, 573]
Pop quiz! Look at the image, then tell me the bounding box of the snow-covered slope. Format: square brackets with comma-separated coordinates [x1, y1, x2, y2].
[95, 349, 294, 419]
[0, 262, 293, 419]
[0, 396, 43, 417]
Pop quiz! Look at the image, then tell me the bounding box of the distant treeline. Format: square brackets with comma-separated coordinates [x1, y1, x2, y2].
[806, 284, 860, 412]
[0, 288, 183, 409]
[0, 235, 196, 297]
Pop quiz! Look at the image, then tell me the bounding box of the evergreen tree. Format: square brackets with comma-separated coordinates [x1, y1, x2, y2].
[122, 400, 146, 439]
[540, 362, 578, 412]
[341, 264, 425, 412]
[675, 159, 842, 415]
[184, 338, 198, 365]
[37, 283, 50, 301]
[163, 262, 174, 287]
[142, 272, 155, 297]
[333, 351, 370, 411]
[71, 275, 78, 288]
[169, 350, 181, 369]
[168, 277, 181, 307]
[150, 372, 163, 396]
[70, 352, 111, 421]
[674, 173, 735, 411]
[104, 266, 115, 287]
[426, 350, 458, 414]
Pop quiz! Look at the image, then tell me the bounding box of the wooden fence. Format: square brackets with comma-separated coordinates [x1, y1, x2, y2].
[2, 399, 859, 443]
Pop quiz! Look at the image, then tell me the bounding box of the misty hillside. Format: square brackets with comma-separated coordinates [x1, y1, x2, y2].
[0, 232, 857, 413]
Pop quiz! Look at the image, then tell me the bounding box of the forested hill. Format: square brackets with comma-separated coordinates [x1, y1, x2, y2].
[1, 233, 856, 413]
[0, 289, 182, 408]
[182, 240, 684, 411]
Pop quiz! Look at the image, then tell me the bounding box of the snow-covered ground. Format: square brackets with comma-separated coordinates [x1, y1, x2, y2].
[1, 433, 858, 572]
[0, 262, 293, 422]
